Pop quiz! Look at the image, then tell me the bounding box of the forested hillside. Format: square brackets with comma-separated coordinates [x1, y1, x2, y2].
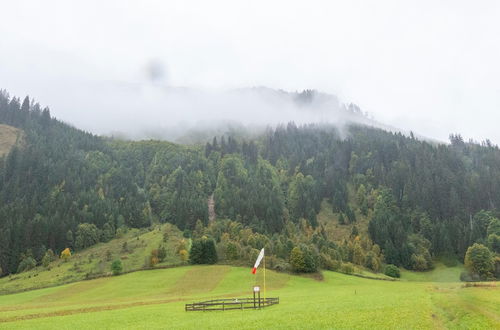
[0, 90, 498, 280]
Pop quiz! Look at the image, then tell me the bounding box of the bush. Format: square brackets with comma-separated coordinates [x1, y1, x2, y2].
[319, 253, 341, 271]
[319, 253, 333, 270]
[331, 260, 341, 271]
[157, 245, 167, 262]
[364, 251, 381, 272]
[273, 261, 291, 272]
[290, 247, 305, 272]
[302, 246, 318, 273]
[190, 238, 217, 264]
[225, 242, 239, 260]
[42, 249, 56, 268]
[17, 256, 36, 273]
[115, 226, 128, 238]
[464, 243, 494, 279]
[460, 271, 481, 282]
[111, 259, 123, 275]
[75, 223, 100, 250]
[488, 234, 500, 253]
[411, 254, 428, 271]
[179, 249, 189, 262]
[289, 245, 318, 273]
[176, 239, 188, 253]
[101, 222, 115, 242]
[340, 262, 354, 275]
[384, 264, 400, 278]
[60, 248, 72, 261]
[150, 249, 159, 266]
[494, 257, 500, 279]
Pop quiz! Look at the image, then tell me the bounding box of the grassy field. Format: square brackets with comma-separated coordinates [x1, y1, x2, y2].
[2, 200, 496, 329]
[400, 263, 465, 282]
[0, 264, 497, 329]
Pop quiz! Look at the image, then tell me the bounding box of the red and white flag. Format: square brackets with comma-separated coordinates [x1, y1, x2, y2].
[251, 248, 265, 274]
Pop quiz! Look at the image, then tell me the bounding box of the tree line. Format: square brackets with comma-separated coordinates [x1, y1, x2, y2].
[0, 90, 498, 279]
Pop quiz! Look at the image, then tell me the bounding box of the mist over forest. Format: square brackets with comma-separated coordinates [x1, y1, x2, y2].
[20, 80, 380, 142]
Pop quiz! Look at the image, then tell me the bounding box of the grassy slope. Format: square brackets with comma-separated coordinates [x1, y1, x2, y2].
[317, 199, 370, 242]
[1, 189, 496, 328]
[1, 198, 384, 294]
[0, 265, 497, 329]
[317, 199, 395, 280]
[0, 124, 23, 157]
[401, 263, 465, 282]
[317, 198, 466, 283]
[0, 224, 186, 294]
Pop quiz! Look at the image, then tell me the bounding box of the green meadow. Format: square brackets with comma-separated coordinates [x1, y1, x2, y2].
[0, 265, 498, 329]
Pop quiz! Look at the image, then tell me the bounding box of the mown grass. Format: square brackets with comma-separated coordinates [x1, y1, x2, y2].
[0, 265, 497, 329]
[400, 263, 464, 282]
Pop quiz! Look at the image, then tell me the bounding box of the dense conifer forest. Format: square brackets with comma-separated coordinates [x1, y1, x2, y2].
[0, 90, 498, 279]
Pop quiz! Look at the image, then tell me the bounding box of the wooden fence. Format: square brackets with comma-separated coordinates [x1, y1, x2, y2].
[185, 297, 279, 311]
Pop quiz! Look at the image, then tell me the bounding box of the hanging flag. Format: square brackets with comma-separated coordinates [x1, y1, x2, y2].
[252, 248, 265, 274]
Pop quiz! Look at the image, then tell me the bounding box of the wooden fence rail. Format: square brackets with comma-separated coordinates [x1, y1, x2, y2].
[185, 297, 279, 311]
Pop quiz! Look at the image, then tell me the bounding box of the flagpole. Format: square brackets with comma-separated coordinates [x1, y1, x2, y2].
[263, 250, 266, 305]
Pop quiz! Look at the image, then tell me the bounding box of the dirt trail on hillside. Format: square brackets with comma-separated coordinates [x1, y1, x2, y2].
[208, 193, 216, 223]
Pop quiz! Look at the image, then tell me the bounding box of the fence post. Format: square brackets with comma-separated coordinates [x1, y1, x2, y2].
[223, 301, 225, 311]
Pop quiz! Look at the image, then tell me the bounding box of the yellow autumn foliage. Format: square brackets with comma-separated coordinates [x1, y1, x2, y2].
[60, 248, 71, 260]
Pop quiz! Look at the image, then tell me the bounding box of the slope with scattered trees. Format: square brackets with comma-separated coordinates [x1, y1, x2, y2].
[0, 89, 499, 281]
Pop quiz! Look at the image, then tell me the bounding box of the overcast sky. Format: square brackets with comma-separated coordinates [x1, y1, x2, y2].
[1, 0, 499, 143]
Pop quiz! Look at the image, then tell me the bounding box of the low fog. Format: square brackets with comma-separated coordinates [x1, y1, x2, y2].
[0, 47, 380, 142]
[26, 75, 378, 142]
[102, 85, 377, 142]
[1, 1, 500, 144]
